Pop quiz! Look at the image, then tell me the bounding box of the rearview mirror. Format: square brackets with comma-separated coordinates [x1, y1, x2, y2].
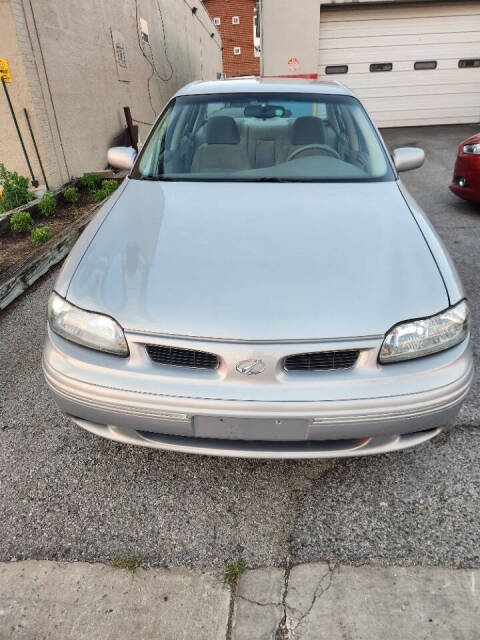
[392, 147, 425, 173]
[244, 104, 286, 119]
[107, 146, 137, 170]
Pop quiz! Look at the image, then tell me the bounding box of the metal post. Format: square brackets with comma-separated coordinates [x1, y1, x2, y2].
[123, 106, 138, 152]
[1, 76, 38, 187]
[24, 108, 49, 190]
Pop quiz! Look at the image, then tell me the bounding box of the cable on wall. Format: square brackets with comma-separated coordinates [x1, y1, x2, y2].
[133, 0, 175, 117]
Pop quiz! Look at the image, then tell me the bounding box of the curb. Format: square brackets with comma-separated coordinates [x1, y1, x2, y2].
[0, 204, 101, 311]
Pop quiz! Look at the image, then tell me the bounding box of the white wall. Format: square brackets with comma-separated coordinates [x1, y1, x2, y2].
[1, 0, 222, 189]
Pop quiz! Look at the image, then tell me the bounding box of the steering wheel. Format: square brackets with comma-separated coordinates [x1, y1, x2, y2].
[287, 144, 341, 162]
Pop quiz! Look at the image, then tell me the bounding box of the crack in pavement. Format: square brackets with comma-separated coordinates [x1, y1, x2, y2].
[236, 594, 283, 608]
[276, 561, 338, 639]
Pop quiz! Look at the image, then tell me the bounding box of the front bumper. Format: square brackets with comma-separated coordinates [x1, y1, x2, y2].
[42, 327, 473, 459]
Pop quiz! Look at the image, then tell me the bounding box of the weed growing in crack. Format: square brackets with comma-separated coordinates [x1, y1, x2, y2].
[111, 556, 140, 572]
[223, 558, 248, 588]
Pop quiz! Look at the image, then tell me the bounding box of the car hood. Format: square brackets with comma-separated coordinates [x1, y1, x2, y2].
[66, 179, 448, 341]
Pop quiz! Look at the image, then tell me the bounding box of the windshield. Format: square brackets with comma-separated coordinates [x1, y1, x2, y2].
[132, 93, 394, 182]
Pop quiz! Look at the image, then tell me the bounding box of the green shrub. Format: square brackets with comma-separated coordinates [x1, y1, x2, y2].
[39, 191, 56, 217]
[80, 172, 102, 192]
[101, 179, 118, 195]
[93, 188, 107, 202]
[92, 179, 119, 203]
[0, 163, 33, 213]
[10, 211, 34, 233]
[31, 225, 51, 245]
[63, 186, 79, 203]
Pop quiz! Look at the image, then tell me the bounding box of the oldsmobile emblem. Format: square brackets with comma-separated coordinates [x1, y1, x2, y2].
[236, 359, 266, 375]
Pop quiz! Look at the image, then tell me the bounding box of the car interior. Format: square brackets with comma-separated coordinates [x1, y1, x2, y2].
[138, 96, 390, 180]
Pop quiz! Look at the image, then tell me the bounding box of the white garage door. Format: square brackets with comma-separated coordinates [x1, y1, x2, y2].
[318, 2, 480, 127]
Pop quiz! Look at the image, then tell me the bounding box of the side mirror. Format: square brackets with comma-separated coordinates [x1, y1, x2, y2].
[107, 146, 137, 170]
[392, 147, 425, 173]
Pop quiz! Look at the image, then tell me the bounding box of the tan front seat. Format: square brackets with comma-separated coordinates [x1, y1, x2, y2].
[191, 116, 250, 173]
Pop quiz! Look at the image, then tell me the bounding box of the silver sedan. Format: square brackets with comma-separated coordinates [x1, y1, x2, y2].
[42, 78, 473, 458]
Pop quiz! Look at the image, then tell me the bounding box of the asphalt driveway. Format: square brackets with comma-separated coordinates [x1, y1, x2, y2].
[0, 124, 479, 570]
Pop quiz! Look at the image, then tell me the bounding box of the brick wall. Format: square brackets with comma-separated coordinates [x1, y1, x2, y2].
[203, 0, 260, 77]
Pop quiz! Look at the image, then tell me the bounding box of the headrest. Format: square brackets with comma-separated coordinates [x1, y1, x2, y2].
[291, 116, 325, 145]
[206, 116, 240, 144]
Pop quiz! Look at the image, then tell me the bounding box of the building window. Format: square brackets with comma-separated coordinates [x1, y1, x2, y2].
[370, 63, 392, 72]
[414, 60, 437, 70]
[213, 17, 220, 26]
[253, 15, 260, 57]
[325, 65, 348, 75]
[459, 59, 480, 68]
[233, 46, 241, 56]
[232, 16, 240, 25]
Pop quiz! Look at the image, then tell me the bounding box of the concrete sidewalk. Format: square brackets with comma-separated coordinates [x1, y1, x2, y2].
[1, 561, 479, 639]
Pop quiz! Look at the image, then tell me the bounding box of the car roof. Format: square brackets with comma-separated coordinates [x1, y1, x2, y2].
[174, 76, 354, 98]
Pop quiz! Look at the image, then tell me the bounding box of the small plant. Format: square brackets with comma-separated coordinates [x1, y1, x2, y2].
[101, 179, 119, 195]
[63, 186, 79, 203]
[223, 558, 248, 588]
[39, 191, 56, 217]
[0, 163, 33, 212]
[31, 225, 51, 245]
[80, 172, 102, 193]
[93, 188, 108, 202]
[93, 179, 119, 202]
[72, 208, 81, 220]
[111, 556, 140, 572]
[10, 211, 34, 233]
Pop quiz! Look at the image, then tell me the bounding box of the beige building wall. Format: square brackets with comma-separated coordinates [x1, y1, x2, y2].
[261, 0, 437, 77]
[0, 0, 45, 185]
[0, 0, 222, 189]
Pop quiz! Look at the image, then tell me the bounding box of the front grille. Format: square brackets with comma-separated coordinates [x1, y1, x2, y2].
[146, 344, 219, 369]
[284, 349, 359, 371]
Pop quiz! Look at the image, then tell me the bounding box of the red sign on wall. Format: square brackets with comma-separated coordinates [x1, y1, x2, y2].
[287, 57, 299, 72]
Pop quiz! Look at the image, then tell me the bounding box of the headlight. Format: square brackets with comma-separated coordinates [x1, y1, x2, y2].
[463, 143, 480, 154]
[379, 300, 470, 364]
[48, 292, 129, 356]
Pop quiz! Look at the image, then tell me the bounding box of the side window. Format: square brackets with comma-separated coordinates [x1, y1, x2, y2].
[459, 59, 480, 68]
[370, 63, 392, 72]
[414, 60, 437, 70]
[325, 65, 348, 75]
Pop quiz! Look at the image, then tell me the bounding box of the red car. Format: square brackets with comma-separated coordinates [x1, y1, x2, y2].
[450, 133, 480, 203]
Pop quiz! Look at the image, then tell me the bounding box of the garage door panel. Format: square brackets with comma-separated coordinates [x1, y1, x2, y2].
[318, 2, 480, 127]
[320, 30, 480, 51]
[364, 93, 480, 112]
[320, 16, 479, 39]
[375, 109, 480, 128]
[320, 43, 480, 65]
[344, 68, 480, 84]
[322, 4, 480, 22]
[340, 63, 480, 76]
[352, 83, 480, 100]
